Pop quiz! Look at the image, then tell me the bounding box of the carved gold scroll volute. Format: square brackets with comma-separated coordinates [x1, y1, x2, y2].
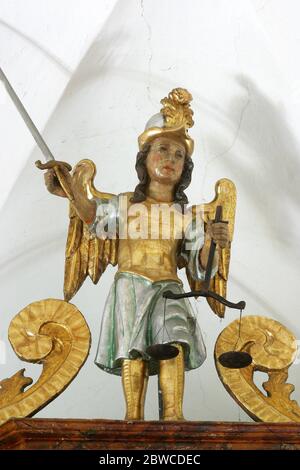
[215, 315, 300, 422]
[0, 299, 91, 425]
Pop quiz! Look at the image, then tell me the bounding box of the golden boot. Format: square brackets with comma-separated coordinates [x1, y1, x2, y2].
[122, 358, 149, 420]
[159, 343, 185, 421]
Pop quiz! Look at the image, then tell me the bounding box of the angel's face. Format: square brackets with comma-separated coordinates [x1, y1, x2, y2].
[146, 136, 186, 186]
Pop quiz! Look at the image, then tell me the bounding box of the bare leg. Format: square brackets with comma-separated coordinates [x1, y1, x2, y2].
[122, 358, 149, 420]
[159, 343, 185, 421]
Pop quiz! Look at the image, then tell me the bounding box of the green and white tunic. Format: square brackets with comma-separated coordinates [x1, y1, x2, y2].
[90, 195, 217, 376]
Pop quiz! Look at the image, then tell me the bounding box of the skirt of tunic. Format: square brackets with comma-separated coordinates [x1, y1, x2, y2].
[94, 272, 207, 376]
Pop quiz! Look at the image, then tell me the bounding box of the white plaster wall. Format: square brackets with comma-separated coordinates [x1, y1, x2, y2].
[0, 0, 117, 209]
[0, 0, 300, 422]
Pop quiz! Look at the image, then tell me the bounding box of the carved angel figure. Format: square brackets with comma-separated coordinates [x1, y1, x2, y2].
[44, 88, 235, 421]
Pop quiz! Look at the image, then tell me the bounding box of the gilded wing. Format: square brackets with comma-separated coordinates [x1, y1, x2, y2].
[64, 159, 118, 301]
[185, 178, 236, 318]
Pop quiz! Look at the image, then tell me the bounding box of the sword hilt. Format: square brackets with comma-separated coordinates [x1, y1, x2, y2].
[202, 205, 225, 291]
[35, 160, 74, 203]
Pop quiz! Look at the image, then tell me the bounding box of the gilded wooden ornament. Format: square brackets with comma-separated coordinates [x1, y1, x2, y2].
[159, 343, 185, 420]
[215, 315, 300, 422]
[178, 178, 236, 318]
[121, 358, 149, 420]
[46, 87, 234, 420]
[138, 87, 194, 157]
[0, 299, 91, 426]
[1, 73, 243, 422]
[65, 160, 236, 321]
[64, 159, 117, 301]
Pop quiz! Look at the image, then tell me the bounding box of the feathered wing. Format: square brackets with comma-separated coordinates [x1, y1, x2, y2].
[184, 178, 236, 318]
[64, 159, 118, 301]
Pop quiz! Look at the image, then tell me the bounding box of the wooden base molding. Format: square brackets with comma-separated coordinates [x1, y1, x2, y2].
[1, 418, 300, 450]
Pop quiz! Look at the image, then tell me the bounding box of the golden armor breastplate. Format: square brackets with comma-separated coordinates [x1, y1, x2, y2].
[117, 196, 189, 282]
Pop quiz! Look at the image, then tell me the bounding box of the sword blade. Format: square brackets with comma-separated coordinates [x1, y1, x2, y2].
[0, 67, 54, 162]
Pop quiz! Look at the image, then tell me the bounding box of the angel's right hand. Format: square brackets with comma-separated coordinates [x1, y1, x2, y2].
[44, 168, 68, 198]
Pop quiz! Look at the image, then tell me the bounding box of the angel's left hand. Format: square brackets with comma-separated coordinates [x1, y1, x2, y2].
[206, 221, 230, 249]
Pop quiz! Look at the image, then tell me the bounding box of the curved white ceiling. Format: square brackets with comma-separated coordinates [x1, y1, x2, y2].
[0, 0, 299, 422]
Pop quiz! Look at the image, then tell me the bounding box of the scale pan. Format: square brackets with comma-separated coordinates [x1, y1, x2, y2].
[218, 351, 252, 369]
[146, 344, 179, 360]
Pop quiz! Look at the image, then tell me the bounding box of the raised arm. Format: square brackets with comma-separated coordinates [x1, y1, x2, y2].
[44, 166, 96, 224]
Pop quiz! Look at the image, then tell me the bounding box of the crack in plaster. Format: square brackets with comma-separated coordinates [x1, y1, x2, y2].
[200, 7, 251, 196]
[140, 0, 154, 104]
[215, 80, 251, 160]
[254, 0, 272, 13]
[200, 81, 251, 196]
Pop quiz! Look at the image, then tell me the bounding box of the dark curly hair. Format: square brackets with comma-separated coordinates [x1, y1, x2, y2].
[131, 144, 194, 206]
